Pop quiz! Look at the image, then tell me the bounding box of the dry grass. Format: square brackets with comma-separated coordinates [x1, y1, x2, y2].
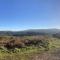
[0, 36, 60, 60]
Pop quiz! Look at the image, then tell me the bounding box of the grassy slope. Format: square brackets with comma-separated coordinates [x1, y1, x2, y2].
[0, 37, 60, 60]
[49, 38, 60, 49]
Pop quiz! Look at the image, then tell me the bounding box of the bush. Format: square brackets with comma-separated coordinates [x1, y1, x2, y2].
[0, 36, 49, 51]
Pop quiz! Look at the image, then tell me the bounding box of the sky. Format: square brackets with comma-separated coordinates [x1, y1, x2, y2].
[0, 0, 60, 31]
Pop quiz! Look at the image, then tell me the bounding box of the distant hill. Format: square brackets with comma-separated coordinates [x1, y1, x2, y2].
[0, 29, 60, 36]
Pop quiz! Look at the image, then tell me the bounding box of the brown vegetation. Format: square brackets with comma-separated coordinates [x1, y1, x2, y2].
[0, 36, 49, 50]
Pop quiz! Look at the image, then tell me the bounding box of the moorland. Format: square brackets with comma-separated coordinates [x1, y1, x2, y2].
[0, 29, 60, 60]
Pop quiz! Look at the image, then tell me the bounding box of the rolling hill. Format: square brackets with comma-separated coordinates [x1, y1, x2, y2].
[0, 29, 60, 36]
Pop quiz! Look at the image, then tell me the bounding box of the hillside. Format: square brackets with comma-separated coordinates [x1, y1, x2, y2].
[0, 29, 60, 60]
[0, 29, 60, 36]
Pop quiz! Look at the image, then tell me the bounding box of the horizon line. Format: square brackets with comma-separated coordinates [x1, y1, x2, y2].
[0, 28, 59, 31]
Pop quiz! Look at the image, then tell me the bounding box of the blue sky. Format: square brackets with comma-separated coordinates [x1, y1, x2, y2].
[0, 0, 60, 30]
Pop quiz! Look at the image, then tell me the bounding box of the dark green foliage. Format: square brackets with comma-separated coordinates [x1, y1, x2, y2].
[53, 33, 60, 38]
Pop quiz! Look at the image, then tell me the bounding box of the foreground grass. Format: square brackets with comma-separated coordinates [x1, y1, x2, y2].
[0, 47, 45, 60]
[0, 37, 60, 60]
[49, 38, 60, 49]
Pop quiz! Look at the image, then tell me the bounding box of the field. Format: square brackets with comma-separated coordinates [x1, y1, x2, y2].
[0, 36, 60, 60]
